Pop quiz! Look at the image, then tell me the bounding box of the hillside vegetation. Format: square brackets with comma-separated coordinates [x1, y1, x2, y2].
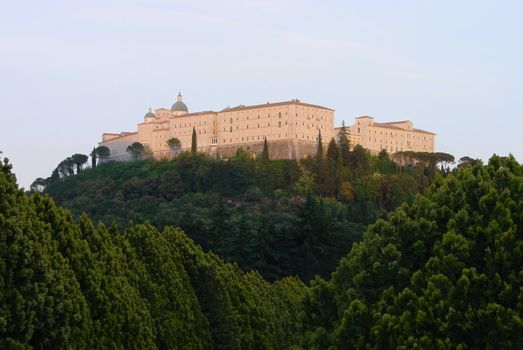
[3, 153, 523, 348]
[0, 157, 304, 349]
[300, 155, 523, 349]
[40, 148, 443, 281]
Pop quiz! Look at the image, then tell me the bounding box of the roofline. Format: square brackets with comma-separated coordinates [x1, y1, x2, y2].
[413, 128, 436, 135]
[371, 123, 436, 135]
[380, 120, 412, 124]
[220, 100, 334, 112]
[100, 132, 138, 142]
[169, 111, 217, 118]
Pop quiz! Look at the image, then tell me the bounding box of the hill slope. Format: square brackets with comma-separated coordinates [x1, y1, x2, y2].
[0, 157, 304, 349]
[300, 155, 523, 349]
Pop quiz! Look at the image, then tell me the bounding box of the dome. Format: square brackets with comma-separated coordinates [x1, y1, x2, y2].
[171, 101, 188, 112]
[144, 107, 156, 119]
[171, 92, 188, 112]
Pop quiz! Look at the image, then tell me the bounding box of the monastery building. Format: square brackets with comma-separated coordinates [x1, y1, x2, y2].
[99, 93, 435, 161]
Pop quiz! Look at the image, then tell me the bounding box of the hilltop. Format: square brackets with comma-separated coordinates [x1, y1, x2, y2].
[36, 148, 446, 281]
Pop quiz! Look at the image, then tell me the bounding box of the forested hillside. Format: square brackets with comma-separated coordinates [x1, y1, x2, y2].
[37, 147, 449, 281]
[0, 157, 304, 349]
[300, 154, 523, 349]
[4, 152, 523, 348]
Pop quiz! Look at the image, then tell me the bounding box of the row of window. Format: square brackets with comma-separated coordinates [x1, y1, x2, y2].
[223, 112, 329, 123]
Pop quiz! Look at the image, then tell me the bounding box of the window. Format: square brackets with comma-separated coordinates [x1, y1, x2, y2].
[230, 126, 232, 132]
[278, 121, 281, 127]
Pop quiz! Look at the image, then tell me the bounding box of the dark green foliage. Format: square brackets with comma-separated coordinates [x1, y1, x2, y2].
[191, 127, 197, 153]
[261, 137, 269, 161]
[326, 138, 339, 162]
[95, 145, 110, 163]
[42, 154, 365, 281]
[126, 142, 146, 160]
[0, 156, 304, 349]
[71, 153, 88, 173]
[166, 137, 181, 151]
[39, 148, 446, 281]
[90, 147, 97, 168]
[337, 120, 351, 165]
[316, 130, 323, 160]
[300, 155, 523, 349]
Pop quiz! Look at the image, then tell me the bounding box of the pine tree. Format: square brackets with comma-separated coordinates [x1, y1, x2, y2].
[191, 127, 197, 153]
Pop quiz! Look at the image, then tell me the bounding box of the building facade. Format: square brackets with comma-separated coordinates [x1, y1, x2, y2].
[100, 93, 336, 161]
[100, 94, 436, 161]
[336, 116, 436, 155]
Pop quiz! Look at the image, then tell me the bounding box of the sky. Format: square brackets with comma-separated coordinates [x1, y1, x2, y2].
[1, 0, 522, 189]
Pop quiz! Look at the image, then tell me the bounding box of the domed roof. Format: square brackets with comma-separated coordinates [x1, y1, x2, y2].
[144, 107, 156, 119]
[171, 92, 188, 112]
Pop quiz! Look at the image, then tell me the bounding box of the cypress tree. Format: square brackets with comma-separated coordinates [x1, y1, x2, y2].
[316, 130, 323, 160]
[191, 127, 197, 153]
[338, 121, 350, 166]
[90, 147, 97, 168]
[327, 138, 339, 162]
[261, 137, 269, 161]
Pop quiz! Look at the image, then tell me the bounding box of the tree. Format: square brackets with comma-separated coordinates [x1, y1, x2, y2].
[457, 155, 481, 169]
[293, 171, 316, 196]
[338, 120, 350, 165]
[90, 148, 97, 168]
[339, 181, 353, 202]
[71, 153, 88, 173]
[316, 130, 323, 160]
[378, 149, 388, 160]
[326, 138, 339, 162]
[30, 177, 46, 192]
[166, 137, 181, 154]
[301, 155, 523, 349]
[348, 145, 370, 179]
[55, 157, 75, 178]
[126, 142, 146, 160]
[261, 137, 269, 162]
[95, 146, 110, 164]
[191, 127, 197, 153]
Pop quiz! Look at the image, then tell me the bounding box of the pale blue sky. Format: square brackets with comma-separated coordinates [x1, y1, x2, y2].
[1, 0, 522, 188]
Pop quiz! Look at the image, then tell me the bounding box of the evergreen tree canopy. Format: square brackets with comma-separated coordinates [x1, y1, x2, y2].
[191, 127, 197, 153]
[316, 130, 323, 160]
[0, 155, 305, 349]
[261, 137, 269, 162]
[301, 155, 523, 349]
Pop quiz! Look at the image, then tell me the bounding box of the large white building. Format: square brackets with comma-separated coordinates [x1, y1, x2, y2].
[100, 93, 436, 160]
[343, 116, 436, 154]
